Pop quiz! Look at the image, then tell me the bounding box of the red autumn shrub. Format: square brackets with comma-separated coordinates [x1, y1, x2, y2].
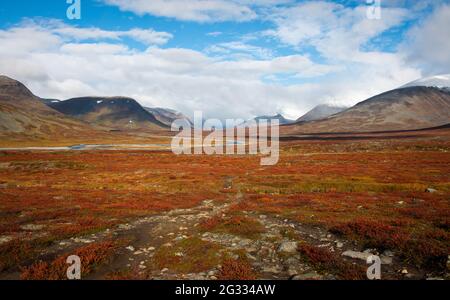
[0, 239, 33, 272]
[21, 240, 117, 280]
[329, 219, 408, 250]
[218, 258, 257, 280]
[298, 244, 365, 280]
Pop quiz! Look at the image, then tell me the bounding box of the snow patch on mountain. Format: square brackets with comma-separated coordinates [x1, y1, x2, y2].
[402, 74, 450, 89]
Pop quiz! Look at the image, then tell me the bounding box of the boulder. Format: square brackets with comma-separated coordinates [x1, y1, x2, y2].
[342, 250, 372, 260]
[380, 255, 393, 265]
[291, 272, 323, 280]
[278, 241, 298, 254]
[20, 224, 46, 231]
[0, 235, 13, 245]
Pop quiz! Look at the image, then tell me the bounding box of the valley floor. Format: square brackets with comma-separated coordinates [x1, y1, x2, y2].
[0, 128, 449, 280]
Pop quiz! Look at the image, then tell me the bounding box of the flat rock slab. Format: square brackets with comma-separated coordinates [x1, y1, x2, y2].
[291, 272, 323, 280]
[0, 235, 13, 245]
[342, 250, 372, 260]
[342, 250, 393, 265]
[278, 241, 298, 253]
[20, 224, 46, 231]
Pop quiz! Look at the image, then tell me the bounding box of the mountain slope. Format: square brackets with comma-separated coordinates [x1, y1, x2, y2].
[255, 114, 294, 125]
[40, 98, 61, 105]
[297, 104, 348, 122]
[240, 114, 294, 127]
[49, 97, 168, 130]
[283, 86, 450, 134]
[0, 76, 51, 111]
[0, 76, 94, 137]
[144, 107, 192, 127]
[402, 74, 450, 89]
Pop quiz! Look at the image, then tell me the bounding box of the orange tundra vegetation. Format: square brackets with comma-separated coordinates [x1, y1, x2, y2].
[0, 131, 449, 278]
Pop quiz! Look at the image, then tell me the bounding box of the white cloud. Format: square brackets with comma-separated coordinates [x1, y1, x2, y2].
[0, 20, 344, 120]
[210, 55, 340, 79]
[206, 41, 274, 59]
[265, 1, 410, 60]
[258, 1, 422, 110]
[264, 1, 340, 47]
[206, 31, 222, 37]
[1, 0, 435, 122]
[0, 26, 61, 56]
[19, 19, 173, 46]
[120, 28, 173, 45]
[61, 43, 130, 55]
[402, 3, 450, 75]
[102, 0, 257, 22]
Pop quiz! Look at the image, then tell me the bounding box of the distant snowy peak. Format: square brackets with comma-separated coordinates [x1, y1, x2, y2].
[237, 114, 294, 128]
[297, 104, 348, 122]
[403, 74, 450, 89]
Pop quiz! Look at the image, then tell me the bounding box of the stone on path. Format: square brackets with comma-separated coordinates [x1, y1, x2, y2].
[342, 250, 372, 260]
[277, 241, 298, 254]
[20, 224, 46, 231]
[291, 272, 323, 280]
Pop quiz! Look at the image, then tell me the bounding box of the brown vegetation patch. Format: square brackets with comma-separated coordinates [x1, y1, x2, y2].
[297, 243, 366, 280]
[20, 240, 119, 280]
[218, 257, 257, 280]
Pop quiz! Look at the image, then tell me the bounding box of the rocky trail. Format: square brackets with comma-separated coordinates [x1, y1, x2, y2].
[0, 179, 435, 280]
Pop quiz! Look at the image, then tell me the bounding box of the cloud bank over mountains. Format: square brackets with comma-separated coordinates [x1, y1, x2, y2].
[0, 1, 449, 120]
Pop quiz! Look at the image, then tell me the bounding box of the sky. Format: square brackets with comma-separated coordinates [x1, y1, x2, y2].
[0, 0, 449, 120]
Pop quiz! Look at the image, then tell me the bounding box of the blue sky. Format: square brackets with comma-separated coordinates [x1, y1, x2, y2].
[0, 1, 279, 52]
[0, 1, 416, 54]
[0, 0, 449, 120]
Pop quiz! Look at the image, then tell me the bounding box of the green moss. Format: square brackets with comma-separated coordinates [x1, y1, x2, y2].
[201, 215, 265, 239]
[152, 237, 222, 273]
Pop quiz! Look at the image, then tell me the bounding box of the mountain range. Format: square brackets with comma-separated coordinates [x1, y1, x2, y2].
[0, 76, 95, 139]
[1, 74, 450, 140]
[144, 107, 192, 127]
[296, 104, 348, 122]
[240, 114, 294, 126]
[283, 76, 450, 134]
[48, 97, 168, 130]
